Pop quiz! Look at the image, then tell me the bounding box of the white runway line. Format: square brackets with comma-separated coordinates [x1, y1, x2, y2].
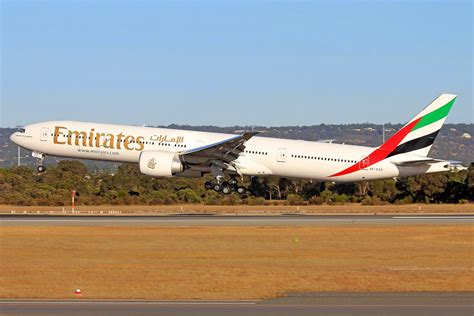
[393, 216, 474, 219]
[1, 219, 87, 222]
[0, 300, 258, 305]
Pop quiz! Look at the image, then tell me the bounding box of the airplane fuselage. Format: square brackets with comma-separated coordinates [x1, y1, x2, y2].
[10, 120, 449, 182]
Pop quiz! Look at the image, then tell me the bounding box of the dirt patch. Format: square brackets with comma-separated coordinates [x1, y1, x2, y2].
[0, 225, 473, 300]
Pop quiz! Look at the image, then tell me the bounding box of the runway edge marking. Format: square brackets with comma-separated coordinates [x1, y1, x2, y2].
[0, 300, 259, 305]
[393, 216, 474, 220]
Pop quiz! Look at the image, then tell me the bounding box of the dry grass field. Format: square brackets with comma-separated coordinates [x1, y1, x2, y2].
[0, 224, 473, 300]
[0, 203, 472, 215]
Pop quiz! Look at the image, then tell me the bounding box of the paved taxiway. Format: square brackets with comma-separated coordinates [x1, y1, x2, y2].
[1, 214, 473, 226]
[1, 292, 473, 315]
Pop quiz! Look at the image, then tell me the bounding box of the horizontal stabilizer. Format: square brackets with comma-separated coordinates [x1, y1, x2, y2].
[392, 158, 443, 167]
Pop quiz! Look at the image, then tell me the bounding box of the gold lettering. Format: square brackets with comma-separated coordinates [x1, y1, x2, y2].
[68, 130, 87, 146]
[95, 133, 104, 148]
[135, 136, 145, 151]
[103, 134, 115, 149]
[88, 128, 95, 147]
[53, 127, 147, 152]
[53, 126, 67, 144]
[116, 132, 124, 150]
[124, 135, 134, 150]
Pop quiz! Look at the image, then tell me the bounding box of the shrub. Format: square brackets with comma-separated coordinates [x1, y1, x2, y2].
[177, 189, 201, 203]
[104, 190, 119, 201]
[361, 196, 373, 205]
[320, 190, 334, 203]
[287, 194, 305, 205]
[221, 194, 240, 205]
[334, 194, 348, 204]
[308, 196, 323, 205]
[247, 197, 266, 205]
[203, 191, 222, 205]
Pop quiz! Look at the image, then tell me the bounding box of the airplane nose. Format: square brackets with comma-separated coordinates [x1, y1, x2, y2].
[10, 132, 20, 145]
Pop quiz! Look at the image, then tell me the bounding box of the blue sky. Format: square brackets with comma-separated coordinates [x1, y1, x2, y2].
[1, 1, 472, 127]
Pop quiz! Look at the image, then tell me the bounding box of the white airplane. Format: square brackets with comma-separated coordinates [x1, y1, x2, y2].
[10, 94, 464, 194]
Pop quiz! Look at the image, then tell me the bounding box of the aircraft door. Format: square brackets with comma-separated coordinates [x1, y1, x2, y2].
[40, 128, 49, 142]
[277, 148, 287, 162]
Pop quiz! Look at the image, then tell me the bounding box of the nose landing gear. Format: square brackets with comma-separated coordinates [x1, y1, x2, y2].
[37, 165, 47, 173]
[32, 151, 46, 173]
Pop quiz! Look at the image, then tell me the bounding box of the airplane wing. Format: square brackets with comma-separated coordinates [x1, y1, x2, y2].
[180, 132, 258, 166]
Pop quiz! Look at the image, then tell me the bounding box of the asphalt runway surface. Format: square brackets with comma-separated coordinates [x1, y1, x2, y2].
[1, 292, 473, 315]
[1, 214, 473, 226]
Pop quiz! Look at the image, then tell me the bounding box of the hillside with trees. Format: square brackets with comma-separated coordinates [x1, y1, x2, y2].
[0, 160, 472, 206]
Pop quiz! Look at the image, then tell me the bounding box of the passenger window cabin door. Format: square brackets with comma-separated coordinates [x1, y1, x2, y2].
[40, 128, 49, 142]
[277, 148, 287, 162]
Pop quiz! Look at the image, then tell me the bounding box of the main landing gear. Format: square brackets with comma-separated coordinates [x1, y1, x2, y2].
[204, 178, 248, 196]
[205, 164, 250, 196]
[32, 151, 46, 173]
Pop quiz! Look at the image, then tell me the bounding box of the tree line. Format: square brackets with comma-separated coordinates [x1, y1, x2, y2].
[0, 160, 472, 206]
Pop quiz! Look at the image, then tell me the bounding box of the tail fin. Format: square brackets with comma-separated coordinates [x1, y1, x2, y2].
[330, 94, 456, 178]
[383, 94, 456, 158]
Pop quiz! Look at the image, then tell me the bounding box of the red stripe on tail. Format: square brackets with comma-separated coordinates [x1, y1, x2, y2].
[330, 117, 422, 177]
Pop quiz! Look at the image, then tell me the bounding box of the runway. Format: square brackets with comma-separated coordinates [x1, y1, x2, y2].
[1, 214, 473, 226]
[1, 292, 473, 315]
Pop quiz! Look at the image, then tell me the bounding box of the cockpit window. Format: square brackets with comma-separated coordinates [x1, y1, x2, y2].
[18, 128, 26, 133]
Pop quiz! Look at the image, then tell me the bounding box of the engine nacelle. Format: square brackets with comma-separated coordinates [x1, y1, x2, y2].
[139, 150, 184, 178]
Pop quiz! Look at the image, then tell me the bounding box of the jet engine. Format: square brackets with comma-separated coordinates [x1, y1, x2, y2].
[139, 150, 184, 178]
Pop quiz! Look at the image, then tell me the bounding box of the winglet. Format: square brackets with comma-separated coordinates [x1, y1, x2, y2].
[242, 131, 258, 140]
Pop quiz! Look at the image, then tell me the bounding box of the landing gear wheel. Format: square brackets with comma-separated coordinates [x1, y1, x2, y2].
[37, 165, 46, 173]
[221, 186, 232, 195]
[204, 181, 214, 190]
[222, 185, 232, 195]
[213, 183, 223, 192]
[237, 186, 246, 195]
